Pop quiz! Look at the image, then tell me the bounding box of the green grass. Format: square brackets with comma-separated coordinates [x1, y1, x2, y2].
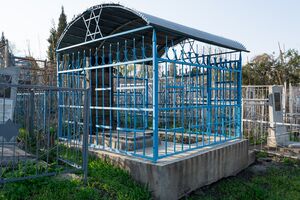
[188, 161, 300, 200]
[0, 177, 99, 200]
[256, 151, 268, 159]
[0, 158, 151, 200]
[87, 159, 151, 200]
[289, 132, 300, 142]
[2, 146, 299, 200]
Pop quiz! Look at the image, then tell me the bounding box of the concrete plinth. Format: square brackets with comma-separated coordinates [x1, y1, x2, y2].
[90, 139, 251, 200]
[83, 130, 154, 151]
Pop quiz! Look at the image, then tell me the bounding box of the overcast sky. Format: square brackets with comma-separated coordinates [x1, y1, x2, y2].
[1, 0, 299, 62]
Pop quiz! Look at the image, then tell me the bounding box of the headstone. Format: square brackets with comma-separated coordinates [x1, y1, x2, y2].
[0, 67, 20, 124]
[0, 99, 13, 123]
[0, 119, 19, 141]
[267, 85, 288, 147]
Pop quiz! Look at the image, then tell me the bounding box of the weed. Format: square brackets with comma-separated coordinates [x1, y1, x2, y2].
[0, 158, 151, 200]
[256, 151, 268, 159]
[282, 157, 298, 166]
[188, 163, 300, 200]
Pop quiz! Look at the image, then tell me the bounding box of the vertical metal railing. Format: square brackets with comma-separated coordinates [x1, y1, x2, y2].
[56, 28, 243, 162]
[242, 85, 300, 150]
[152, 29, 159, 162]
[0, 83, 89, 183]
[82, 88, 89, 184]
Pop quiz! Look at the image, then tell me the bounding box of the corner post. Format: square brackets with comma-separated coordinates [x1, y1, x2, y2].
[152, 28, 159, 162]
[237, 52, 242, 139]
[57, 53, 62, 137]
[83, 88, 90, 185]
[206, 56, 212, 143]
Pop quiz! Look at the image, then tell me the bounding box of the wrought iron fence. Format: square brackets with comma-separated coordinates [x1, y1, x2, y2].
[57, 30, 243, 162]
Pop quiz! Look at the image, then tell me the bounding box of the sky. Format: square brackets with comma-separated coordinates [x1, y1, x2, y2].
[0, 0, 300, 62]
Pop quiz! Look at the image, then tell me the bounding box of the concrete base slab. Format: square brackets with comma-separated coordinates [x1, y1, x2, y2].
[287, 142, 300, 148]
[90, 139, 251, 200]
[85, 130, 154, 151]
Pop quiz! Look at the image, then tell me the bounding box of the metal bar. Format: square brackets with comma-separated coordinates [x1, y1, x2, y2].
[82, 88, 89, 185]
[116, 86, 145, 90]
[207, 56, 212, 145]
[158, 58, 240, 72]
[238, 52, 242, 138]
[101, 46, 105, 148]
[116, 43, 120, 149]
[89, 50, 93, 144]
[124, 41, 128, 151]
[95, 49, 99, 145]
[242, 119, 300, 127]
[0, 83, 87, 91]
[152, 28, 159, 162]
[57, 58, 152, 73]
[56, 25, 152, 52]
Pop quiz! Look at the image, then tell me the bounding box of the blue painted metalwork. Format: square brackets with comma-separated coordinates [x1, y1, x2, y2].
[57, 4, 248, 53]
[56, 3, 245, 162]
[152, 29, 159, 162]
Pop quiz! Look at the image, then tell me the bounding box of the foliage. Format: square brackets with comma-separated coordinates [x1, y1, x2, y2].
[0, 158, 151, 200]
[57, 6, 67, 40]
[243, 129, 267, 145]
[87, 159, 151, 200]
[242, 49, 300, 85]
[256, 151, 268, 159]
[188, 163, 300, 200]
[47, 6, 67, 62]
[49, 126, 57, 147]
[0, 177, 99, 200]
[47, 22, 58, 62]
[17, 128, 29, 143]
[289, 131, 300, 142]
[49, 126, 56, 135]
[0, 32, 15, 67]
[24, 56, 40, 84]
[282, 157, 298, 166]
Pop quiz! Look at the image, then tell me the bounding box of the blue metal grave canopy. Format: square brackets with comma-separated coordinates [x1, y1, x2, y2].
[56, 3, 246, 162]
[57, 3, 248, 52]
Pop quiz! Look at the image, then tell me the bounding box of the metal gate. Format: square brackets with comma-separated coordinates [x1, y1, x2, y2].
[0, 83, 89, 183]
[242, 86, 269, 148]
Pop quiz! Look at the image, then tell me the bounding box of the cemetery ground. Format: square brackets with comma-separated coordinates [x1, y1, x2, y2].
[0, 152, 299, 200]
[188, 152, 300, 200]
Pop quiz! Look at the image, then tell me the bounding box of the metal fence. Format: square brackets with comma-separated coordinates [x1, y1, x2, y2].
[57, 31, 243, 162]
[242, 85, 300, 151]
[0, 83, 89, 183]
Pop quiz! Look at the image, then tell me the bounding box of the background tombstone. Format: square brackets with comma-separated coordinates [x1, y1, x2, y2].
[0, 67, 20, 124]
[267, 85, 289, 147]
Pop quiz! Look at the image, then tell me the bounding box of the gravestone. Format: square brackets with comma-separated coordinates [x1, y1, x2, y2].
[0, 67, 20, 124]
[267, 85, 288, 147]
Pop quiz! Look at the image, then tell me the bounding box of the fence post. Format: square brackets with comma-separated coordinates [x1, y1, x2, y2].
[152, 28, 159, 162]
[57, 53, 62, 138]
[28, 89, 34, 136]
[82, 88, 90, 185]
[206, 56, 212, 143]
[238, 52, 243, 139]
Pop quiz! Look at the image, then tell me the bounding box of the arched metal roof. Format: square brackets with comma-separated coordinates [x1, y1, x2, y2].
[57, 3, 248, 53]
